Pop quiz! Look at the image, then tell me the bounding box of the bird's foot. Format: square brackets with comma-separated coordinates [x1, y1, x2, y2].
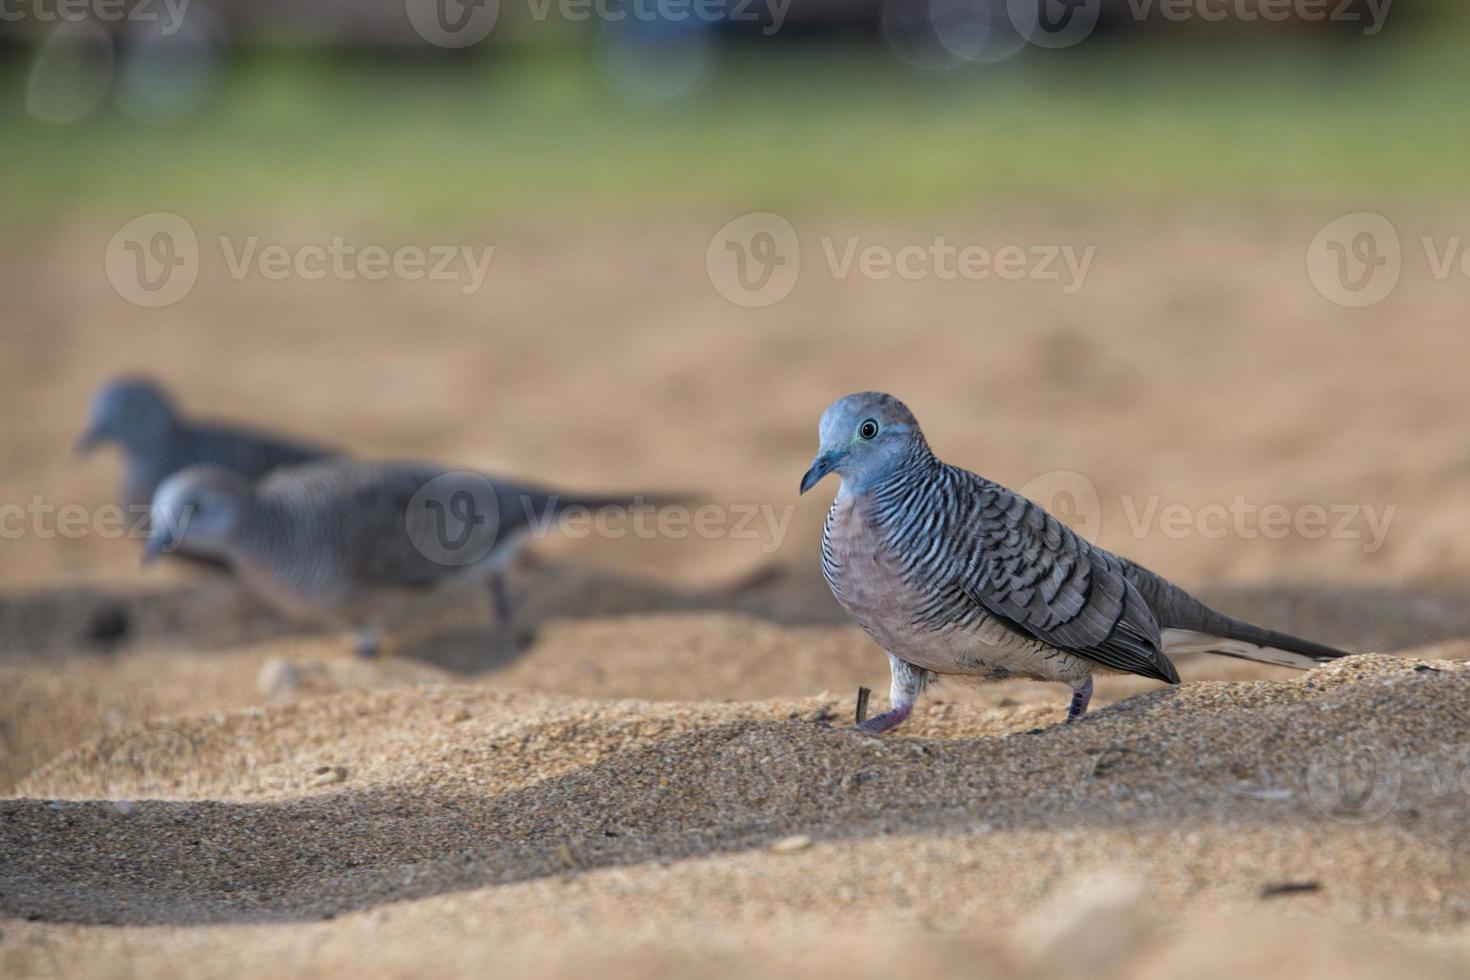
[1066, 677, 1094, 723]
[488, 573, 514, 624]
[353, 629, 381, 660]
[851, 703, 912, 736]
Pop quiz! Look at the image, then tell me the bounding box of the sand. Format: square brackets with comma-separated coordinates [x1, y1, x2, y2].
[5, 209, 1470, 976]
[7, 652, 1470, 977]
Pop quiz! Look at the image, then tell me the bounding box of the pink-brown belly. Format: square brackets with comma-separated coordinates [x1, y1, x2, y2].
[823, 493, 1091, 684]
[235, 557, 340, 625]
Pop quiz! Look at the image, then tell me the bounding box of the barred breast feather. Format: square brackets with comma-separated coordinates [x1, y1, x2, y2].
[823, 443, 1179, 685]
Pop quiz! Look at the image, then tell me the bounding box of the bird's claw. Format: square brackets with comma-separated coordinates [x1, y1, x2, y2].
[848, 705, 912, 737]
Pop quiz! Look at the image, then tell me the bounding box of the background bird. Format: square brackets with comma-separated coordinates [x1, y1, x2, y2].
[799, 391, 1352, 734]
[145, 458, 670, 656]
[76, 376, 337, 519]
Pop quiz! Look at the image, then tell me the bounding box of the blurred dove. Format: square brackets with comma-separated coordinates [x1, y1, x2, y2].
[800, 392, 1352, 734]
[77, 376, 336, 518]
[145, 458, 666, 656]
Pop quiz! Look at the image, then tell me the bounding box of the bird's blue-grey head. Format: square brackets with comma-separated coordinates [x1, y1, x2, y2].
[800, 392, 926, 497]
[144, 465, 251, 565]
[76, 377, 177, 456]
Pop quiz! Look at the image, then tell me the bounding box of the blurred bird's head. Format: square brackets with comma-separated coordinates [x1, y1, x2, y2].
[144, 466, 252, 565]
[800, 392, 926, 497]
[76, 376, 177, 456]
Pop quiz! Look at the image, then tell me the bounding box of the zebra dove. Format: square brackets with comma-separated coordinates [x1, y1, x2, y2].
[77, 376, 337, 515]
[800, 392, 1351, 734]
[145, 458, 664, 656]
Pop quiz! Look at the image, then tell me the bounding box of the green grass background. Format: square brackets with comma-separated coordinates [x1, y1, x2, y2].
[4, 36, 1468, 229]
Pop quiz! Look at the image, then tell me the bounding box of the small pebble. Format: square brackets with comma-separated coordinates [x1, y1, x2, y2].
[258, 657, 304, 699]
[307, 766, 346, 788]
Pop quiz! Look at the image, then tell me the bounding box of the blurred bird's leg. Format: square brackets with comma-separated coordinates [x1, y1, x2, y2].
[488, 571, 513, 624]
[353, 626, 382, 659]
[854, 653, 930, 736]
[1066, 676, 1094, 722]
[487, 570, 538, 650]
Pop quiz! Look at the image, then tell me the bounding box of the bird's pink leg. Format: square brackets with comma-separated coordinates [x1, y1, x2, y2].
[1066, 676, 1094, 722]
[852, 653, 929, 736]
[854, 702, 913, 735]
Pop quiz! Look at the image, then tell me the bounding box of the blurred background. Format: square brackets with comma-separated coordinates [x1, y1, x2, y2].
[5, 0, 1464, 570]
[5, 0, 1470, 588]
[3, 0, 1469, 596]
[2, 0, 1468, 610]
[5, 0, 1470, 749]
[7, 4, 1470, 972]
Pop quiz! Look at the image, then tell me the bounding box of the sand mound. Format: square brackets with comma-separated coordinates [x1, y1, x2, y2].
[7, 655, 1468, 933]
[6, 654, 1470, 976]
[6, 572, 1469, 793]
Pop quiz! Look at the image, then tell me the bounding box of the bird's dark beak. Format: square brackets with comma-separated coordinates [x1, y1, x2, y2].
[799, 450, 843, 495]
[141, 528, 172, 566]
[74, 426, 102, 456]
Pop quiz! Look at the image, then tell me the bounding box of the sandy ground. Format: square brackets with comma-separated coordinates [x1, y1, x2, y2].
[4, 207, 1470, 976]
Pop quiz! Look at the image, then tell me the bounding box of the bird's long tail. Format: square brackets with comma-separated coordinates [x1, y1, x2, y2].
[1125, 562, 1352, 669]
[1160, 625, 1348, 669]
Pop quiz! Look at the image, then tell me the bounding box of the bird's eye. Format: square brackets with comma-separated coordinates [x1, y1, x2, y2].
[859, 419, 879, 440]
